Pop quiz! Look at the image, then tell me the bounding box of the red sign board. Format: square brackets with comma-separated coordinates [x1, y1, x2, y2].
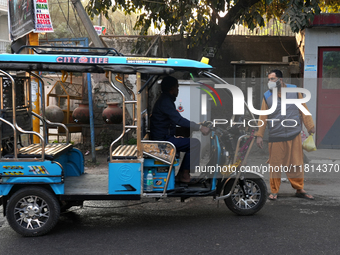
[311, 14, 340, 27]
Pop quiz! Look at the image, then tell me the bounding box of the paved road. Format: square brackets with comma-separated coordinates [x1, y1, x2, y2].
[1, 192, 339, 255]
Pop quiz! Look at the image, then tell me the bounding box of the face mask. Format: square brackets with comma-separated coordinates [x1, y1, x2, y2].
[267, 79, 280, 90]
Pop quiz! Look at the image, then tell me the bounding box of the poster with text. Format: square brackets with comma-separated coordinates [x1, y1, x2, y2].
[8, 0, 35, 40]
[94, 26, 106, 35]
[34, 0, 53, 33]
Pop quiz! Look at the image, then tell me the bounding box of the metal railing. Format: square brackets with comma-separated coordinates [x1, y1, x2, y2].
[0, 70, 45, 161]
[227, 19, 294, 36]
[0, 40, 10, 53]
[0, 0, 7, 7]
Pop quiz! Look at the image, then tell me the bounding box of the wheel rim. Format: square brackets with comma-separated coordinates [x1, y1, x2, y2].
[14, 195, 50, 230]
[231, 180, 261, 209]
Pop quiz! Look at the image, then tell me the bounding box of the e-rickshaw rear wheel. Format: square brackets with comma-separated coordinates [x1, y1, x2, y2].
[6, 186, 60, 237]
[223, 175, 267, 215]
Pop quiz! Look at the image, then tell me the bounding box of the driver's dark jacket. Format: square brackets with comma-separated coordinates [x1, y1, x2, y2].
[150, 92, 200, 140]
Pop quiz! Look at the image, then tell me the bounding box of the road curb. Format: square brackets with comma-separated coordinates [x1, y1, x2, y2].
[308, 160, 340, 164]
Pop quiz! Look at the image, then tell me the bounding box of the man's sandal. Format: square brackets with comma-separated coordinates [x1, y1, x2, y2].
[295, 192, 314, 200]
[268, 193, 278, 200]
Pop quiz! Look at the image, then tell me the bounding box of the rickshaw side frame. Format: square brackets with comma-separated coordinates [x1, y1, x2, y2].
[0, 51, 260, 203]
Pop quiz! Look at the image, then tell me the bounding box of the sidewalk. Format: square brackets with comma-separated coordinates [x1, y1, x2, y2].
[247, 143, 340, 200]
[304, 149, 340, 164]
[248, 141, 340, 164]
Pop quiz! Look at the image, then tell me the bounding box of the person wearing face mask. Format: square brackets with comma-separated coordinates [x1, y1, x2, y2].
[256, 70, 315, 200]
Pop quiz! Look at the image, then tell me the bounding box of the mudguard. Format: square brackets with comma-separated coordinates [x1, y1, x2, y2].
[216, 171, 265, 196]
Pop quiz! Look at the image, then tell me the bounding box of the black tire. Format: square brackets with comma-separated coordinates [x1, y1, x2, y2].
[6, 186, 60, 237]
[224, 176, 267, 216]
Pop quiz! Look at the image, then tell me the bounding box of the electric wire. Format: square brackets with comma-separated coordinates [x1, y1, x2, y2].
[56, 0, 77, 37]
[274, 17, 294, 61]
[71, 3, 85, 37]
[67, 0, 70, 29]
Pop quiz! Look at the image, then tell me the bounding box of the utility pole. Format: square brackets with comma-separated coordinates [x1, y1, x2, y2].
[28, 32, 41, 144]
[71, 0, 105, 48]
[70, 0, 105, 162]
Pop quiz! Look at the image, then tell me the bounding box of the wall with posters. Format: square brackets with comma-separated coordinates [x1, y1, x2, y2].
[8, 0, 35, 40]
[34, 0, 53, 33]
[8, 0, 53, 41]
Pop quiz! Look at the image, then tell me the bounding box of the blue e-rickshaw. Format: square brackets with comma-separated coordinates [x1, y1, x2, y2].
[0, 46, 267, 236]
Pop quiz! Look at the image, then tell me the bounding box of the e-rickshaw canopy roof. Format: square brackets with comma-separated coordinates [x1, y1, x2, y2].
[0, 46, 212, 74]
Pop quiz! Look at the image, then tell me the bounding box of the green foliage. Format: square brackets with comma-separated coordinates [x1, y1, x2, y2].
[281, 0, 321, 33]
[323, 51, 340, 70]
[320, 0, 340, 13]
[322, 51, 340, 89]
[127, 138, 137, 145]
[84, 0, 339, 49]
[51, 139, 74, 144]
[6, 44, 11, 53]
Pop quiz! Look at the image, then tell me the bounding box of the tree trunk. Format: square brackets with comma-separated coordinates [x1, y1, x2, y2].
[206, 0, 262, 50]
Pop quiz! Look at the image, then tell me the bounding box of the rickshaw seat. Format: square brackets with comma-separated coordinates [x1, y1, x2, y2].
[4, 143, 73, 160]
[110, 143, 177, 165]
[111, 145, 138, 160]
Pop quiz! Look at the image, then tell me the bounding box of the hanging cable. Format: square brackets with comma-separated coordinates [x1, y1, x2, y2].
[274, 17, 294, 61]
[71, 3, 84, 37]
[57, 0, 76, 37]
[67, 0, 70, 29]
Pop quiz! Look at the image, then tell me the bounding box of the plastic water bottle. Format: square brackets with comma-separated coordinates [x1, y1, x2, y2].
[146, 170, 153, 192]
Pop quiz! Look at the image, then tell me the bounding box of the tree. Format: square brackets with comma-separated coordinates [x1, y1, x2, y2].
[47, 0, 87, 39]
[85, 0, 340, 52]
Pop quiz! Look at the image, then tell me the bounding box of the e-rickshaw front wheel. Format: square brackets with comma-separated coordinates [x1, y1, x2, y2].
[223, 175, 267, 216]
[6, 186, 60, 237]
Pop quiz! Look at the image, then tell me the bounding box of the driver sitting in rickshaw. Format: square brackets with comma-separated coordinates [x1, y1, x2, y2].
[150, 76, 210, 184]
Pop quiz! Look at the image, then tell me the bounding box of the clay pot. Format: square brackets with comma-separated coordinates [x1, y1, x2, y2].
[102, 102, 123, 124]
[72, 103, 90, 124]
[45, 105, 64, 123]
